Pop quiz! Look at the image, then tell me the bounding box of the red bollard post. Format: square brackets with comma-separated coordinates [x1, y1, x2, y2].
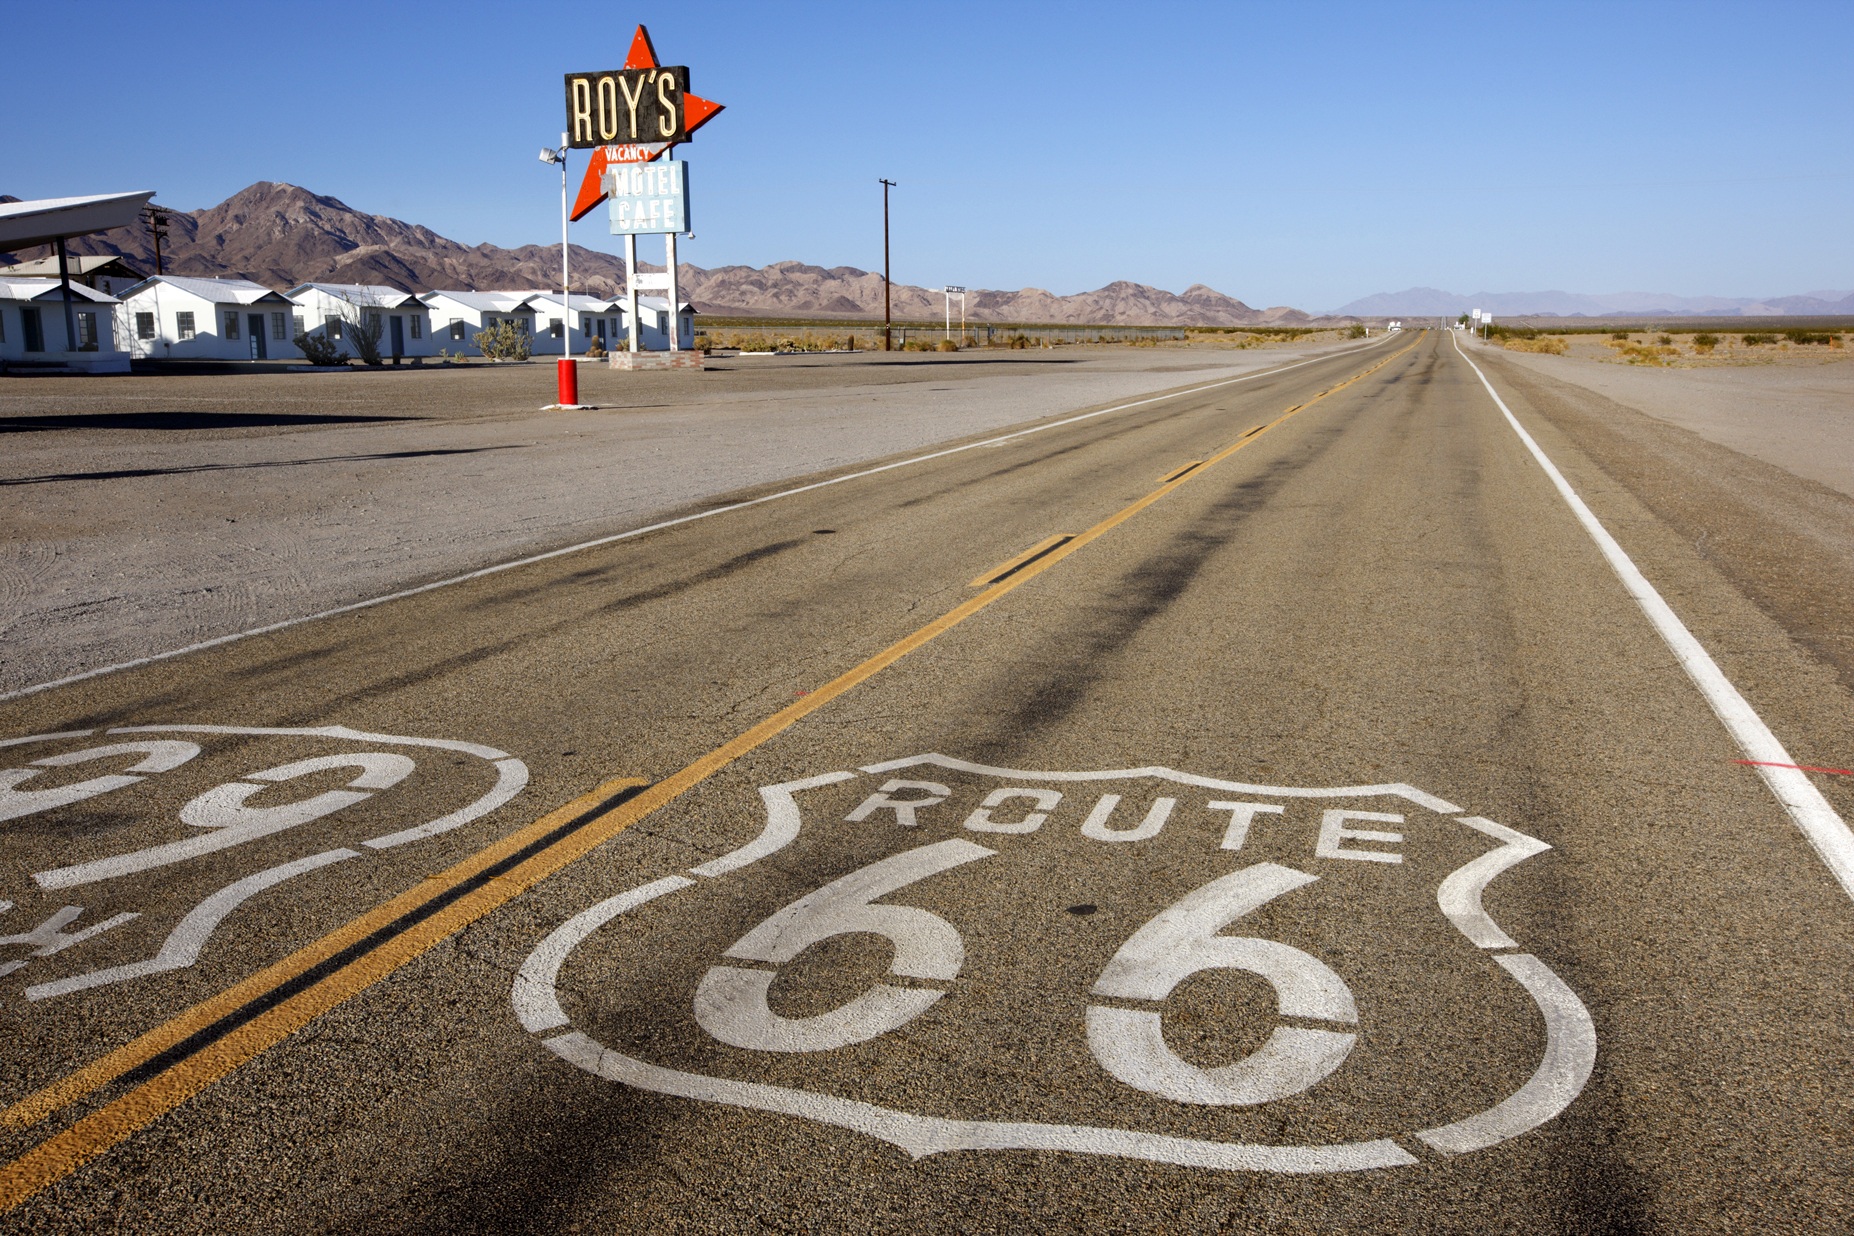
[556, 357, 579, 407]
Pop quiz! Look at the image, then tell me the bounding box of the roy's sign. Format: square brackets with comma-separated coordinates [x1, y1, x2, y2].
[564, 25, 724, 221]
[565, 66, 692, 147]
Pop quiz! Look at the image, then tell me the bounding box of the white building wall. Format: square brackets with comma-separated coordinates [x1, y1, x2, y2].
[0, 288, 124, 361]
[114, 285, 302, 360]
[287, 287, 437, 359]
[527, 295, 624, 356]
[421, 293, 539, 357]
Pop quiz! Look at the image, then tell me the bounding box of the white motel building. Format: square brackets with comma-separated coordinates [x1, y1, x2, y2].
[285, 283, 436, 360]
[0, 277, 127, 371]
[114, 276, 302, 360]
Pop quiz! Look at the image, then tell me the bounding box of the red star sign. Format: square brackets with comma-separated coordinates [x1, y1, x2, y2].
[569, 26, 724, 222]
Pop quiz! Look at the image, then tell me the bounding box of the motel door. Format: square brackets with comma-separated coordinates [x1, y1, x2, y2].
[20, 306, 43, 352]
[390, 316, 405, 358]
[248, 314, 267, 360]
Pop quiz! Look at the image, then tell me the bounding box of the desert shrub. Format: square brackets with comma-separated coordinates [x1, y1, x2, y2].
[347, 313, 384, 366]
[1502, 336, 1567, 355]
[936, 339, 958, 352]
[476, 320, 532, 361]
[1783, 329, 1832, 345]
[1693, 333, 1719, 348]
[691, 333, 712, 352]
[1348, 324, 1368, 339]
[1611, 330, 1630, 340]
[294, 332, 346, 366]
[1656, 334, 1673, 345]
[1741, 333, 1772, 346]
[1008, 334, 1030, 349]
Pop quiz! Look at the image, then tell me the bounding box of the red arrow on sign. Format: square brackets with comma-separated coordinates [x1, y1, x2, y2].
[569, 25, 724, 222]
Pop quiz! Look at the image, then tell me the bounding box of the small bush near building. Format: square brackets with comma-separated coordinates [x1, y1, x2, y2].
[936, 339, 959, 352]
[477, 320, 532, 361]
[295, 332, 346, 366]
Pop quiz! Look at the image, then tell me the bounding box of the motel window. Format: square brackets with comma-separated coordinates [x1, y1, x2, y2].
[224, 311, 240, 339]
[136, 312, 156, 340]
[609, 317, 618, 338]
[410, 316, 422, 339]
[176, 311, 195, 340]
[0, 310, 6, 342]
[77, 312, 97, 348]
[450, 319, 464, 341]
[549, 317, 563, 339]
[325, 315, 342, 339]
[271, 312, 287, 341]
[293, 315, 305, 338]
[364, 311, 382, 337]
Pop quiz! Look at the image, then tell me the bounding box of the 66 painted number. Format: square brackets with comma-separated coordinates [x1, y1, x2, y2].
[691, 841, 1358, 1106]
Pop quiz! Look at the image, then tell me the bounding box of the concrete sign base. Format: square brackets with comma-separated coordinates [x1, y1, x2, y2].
[610, 351, 704, 371]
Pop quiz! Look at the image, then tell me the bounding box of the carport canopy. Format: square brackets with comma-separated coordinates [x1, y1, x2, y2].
[0, 191, 155, 253]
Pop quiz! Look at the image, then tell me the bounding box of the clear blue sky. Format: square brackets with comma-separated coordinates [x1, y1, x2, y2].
[6, 0, 1848, 310]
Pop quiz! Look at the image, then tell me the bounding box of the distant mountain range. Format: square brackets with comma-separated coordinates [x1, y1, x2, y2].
[1330, 286, 1854, 318]
[0, 182, 1311, 327]
[8, 184, 1844, 323]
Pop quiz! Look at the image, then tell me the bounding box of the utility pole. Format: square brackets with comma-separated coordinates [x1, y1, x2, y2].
[880, 178, 896, 351]
[143, 205, 169, 276]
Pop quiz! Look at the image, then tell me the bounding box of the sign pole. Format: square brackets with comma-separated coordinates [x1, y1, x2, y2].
[666, 228, 680, 353]
[560, 131, 571, 359]
[626, 232, 639, 353]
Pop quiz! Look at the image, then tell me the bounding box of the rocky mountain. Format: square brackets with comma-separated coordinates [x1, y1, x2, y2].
[1332, 285, 1854, 318]
[0, 182, 1306, 326]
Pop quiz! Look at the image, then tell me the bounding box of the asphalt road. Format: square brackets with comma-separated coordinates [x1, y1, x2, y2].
[3, 330, 1853, 1232]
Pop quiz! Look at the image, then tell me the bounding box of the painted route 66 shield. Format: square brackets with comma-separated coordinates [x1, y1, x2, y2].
[516, 754, 1594, 1173]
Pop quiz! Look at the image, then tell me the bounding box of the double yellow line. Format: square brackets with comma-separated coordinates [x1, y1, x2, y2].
[0, 333, 1421, 1211]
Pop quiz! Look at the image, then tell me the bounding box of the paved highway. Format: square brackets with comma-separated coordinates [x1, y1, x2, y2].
[3, 330, 1852, 1231]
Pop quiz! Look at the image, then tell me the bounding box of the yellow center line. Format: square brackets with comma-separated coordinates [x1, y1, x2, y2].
[968, 534, 1073, 588]
[0, 333, 1422, 1212]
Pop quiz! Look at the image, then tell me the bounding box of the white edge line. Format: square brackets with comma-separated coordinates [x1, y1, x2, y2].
[1453, 332, 1854, 902]
[2, 339, 1394, 704]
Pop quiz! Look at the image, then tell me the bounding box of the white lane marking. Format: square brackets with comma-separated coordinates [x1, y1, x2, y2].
[1415, 953, 1597, 1155]
[0, 340, 1397, 704]
[1453, 333, 1854, 903]
[544, 1030, 1419, 1173]
[512, 876, 695, 1032]
[859, 753, 1463, 814]
[689, 772, 858, 878]
[24, 849, 359, 1002]
[1437, 817, 1552, 950]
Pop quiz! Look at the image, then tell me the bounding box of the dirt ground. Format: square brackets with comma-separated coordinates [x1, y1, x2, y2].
[1475, 333, 1854, 499]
